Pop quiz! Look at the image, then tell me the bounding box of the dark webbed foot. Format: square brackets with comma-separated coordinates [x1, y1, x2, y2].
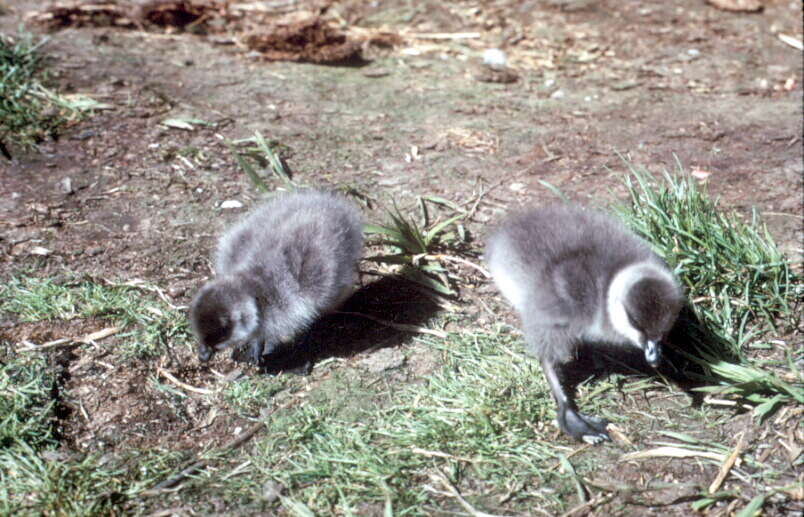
[541, 357, 611, 445]
[274, 330, 314, 375]
[558, 406, 610, 444]
[247, 331, 316, 375]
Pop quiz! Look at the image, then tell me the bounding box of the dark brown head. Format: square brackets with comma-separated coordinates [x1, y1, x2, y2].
[609, 262, 683, 368]
[623, 274, 683, 366]
[625, 277, 683, 340]
[189, 279, 258, 362]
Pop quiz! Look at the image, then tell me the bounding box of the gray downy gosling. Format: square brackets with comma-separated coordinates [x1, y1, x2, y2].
[190, 190, 364, 365]
[485, 204, 683, 444]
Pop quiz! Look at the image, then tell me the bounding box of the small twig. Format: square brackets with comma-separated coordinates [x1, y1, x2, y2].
[464, 177, 507, 220]
[144, 507, 194, 517]
[338, 311, 448, 338]
[549, 444, 593, 471]
[18, 326, 121, 352]
[410, 447, 475, 463]
[703, 396, 753, 411]
[559, 493, 615, 517]
[222, 460, 252, 481]
[432, 469, 512, 517]
[421, 254, 491, 278]
[709, 431, 746, 493]
[777, 33, 803, 50]
[80, 326, 121, 343]
[606, 424, 633, 446]
[619, 446, 726, 463]
[156, 367, 215, 395]
[19, 338, 73, 351]
[113, 278, 182, 310]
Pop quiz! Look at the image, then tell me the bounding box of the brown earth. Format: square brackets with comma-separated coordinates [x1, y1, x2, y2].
[1, 0, 802, 515]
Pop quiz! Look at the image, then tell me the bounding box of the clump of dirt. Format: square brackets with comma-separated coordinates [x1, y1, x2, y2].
[139, 0, 226, 29]
[27, 0, 391, 63]
[240, 13, 361, 63]
[26, 0, 230, 32]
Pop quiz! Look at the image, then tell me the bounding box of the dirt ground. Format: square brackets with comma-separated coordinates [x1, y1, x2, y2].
[1, 0, 802, 515]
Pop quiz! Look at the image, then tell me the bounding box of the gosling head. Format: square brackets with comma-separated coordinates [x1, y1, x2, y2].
[189, 278, 259, 362]
[609, 263, 683, 368]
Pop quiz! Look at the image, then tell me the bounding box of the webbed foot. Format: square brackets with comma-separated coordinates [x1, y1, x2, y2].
[559, 406, 610, 444]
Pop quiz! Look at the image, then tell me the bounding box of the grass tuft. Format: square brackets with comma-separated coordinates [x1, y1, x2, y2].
[365, 196, 467, 295]
[230, 131, 295, 192]
[614, 159, 803, 412]
[0, 31, 103, 154]
[249, 332, 583, 515]
[0, 276, 192, 358]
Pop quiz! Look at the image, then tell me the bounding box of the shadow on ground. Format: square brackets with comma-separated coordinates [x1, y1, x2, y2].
[561, 305, 737, 410]
[227, 275, 443, 374]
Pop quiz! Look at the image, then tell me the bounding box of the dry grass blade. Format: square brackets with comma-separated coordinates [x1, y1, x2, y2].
[709, 431, 746, 493]
[420, 254, 491, 278]
[79, 326, 120, 343]
[432, 469, 513, 517]
[560, 493, 615, 517]
[156, 367, 214, 395]
[18, 326, 121, 352]
[619, 446, 726, 463]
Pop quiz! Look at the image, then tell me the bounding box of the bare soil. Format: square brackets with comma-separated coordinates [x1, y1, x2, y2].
[1, 0, 802, 515]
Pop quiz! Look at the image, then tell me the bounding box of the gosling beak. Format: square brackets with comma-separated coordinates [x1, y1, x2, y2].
[644, 340, 662, 368]
[198, 344, 213, 362]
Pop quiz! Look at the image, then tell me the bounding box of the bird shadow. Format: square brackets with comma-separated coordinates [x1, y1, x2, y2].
[230, 275, 443, 375]
[562, 305, 734, 409]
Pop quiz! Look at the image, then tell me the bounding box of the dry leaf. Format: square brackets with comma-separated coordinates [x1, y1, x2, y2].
[705, 0, 763, 12]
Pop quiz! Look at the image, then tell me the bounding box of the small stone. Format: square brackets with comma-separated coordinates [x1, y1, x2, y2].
[41, 450, 69, 462]
[72, 130, 97, 141]
[262, 480, 284, 502]
[29, 246, 51, 256]
[482, 48, 507, 68]
[220, 200, 244, 209]
[168, 285, 186, 298]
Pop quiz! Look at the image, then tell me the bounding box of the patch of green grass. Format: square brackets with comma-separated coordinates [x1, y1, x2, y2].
[0, 276, 192, 358]
[0, 31, 102, 153]
[0, 355, 56, 450]
[0, 277, 194, 514]
[230, 131, 295, 192]
[223, 376, 286, 417]
[241, 331, 586, 515]
[614, 159, 803, 412]
[365, 196, 468, 295]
